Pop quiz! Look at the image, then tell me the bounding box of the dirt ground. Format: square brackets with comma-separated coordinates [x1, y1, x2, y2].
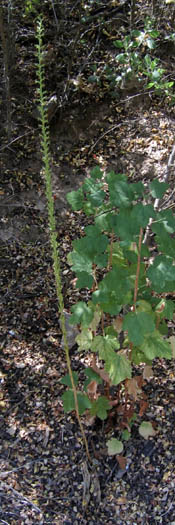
[0, 1, 175, 524]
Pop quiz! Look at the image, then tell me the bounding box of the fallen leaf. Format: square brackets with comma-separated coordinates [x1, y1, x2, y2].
[116, 496, 127, 504]
[87, 380, 98, 400]
[116, 454, 127, 470]
[107, 438, 123, 455]
[139, 421, 156, 439]
[125, 378, 142, 400]
[139, 399, 149, 417]
[143, 365, 154, 380]
[7, 425, 17, 436]
[169, 336, 175, 358]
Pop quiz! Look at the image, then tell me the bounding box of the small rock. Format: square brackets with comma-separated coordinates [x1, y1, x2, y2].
[59, 311, 79, 350]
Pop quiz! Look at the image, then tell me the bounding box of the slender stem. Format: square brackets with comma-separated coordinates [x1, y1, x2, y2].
[133, 228, 143, 309]
[128, 228, 143, 361]
[108, 231, 114, 270]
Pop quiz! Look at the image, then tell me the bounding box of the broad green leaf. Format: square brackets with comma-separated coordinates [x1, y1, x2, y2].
[123, 312, 155, 346]
[146, 37, 156, 49]
[131, 203, 155, 228]
[154, 208, 175, 233]
[131, 181, 145, 196]
[91, 335, 119, 355]
[114, 209, 140, 240]
[88, 74, 98, 83]
[107, 172, 135, 208]
[88, 189, 106, 207]
[123, 249, 138, 264]
[149, 180, 169, 199]
[114, 40, 124, 49]
[67, 251, 92, 275]
[92, 266, 133, 313]
[94, 253, 108, 268]
[122, 241, 149, 261]
[91, 166, 103, 179]
[70, 301, 94, 327]
[131, 347, 151, 365]
[139, 421, 156, 439]
[75, 329, 93, 351]
[132, 30, 143, 37]
[76, 272, 94, 289]
[66, 188, 84, 210]
[127, 261, 146, 286]
[90, 396, 110, 420]
[155, 233, 175, 259]
[60, 371, 79, 387]
[122, 429, 131, 441]
[146, 81, 156, 88]
[94, 266, 133, 295]
[147, 255, 175, 292]
[83, 201, 96, 216]
[62, 390, 92, 415]
[105, 352, 132, 385]
[116, 53, 128, 64]
[136, 300, 153, 314]
[108, 242, 127, 267]
[149, 30, 159, 38]
[163, 300, 175, 320]
[159, 321, 168, 336]
[105, 326, 118, 337]
[83, 178, 103, 193]
[107, 438, 123, 455]
[144, 54, 152, 67]
[84, 367, 103, 382]
[83, 178, 105, 207]
[84, 367, 102, 391]
[95, 211, 114, 232]
[155, 299, 174, 320]
[140, 330, 172, 360]
[73, 225, 109, 262]
[92, 289, 123, 315]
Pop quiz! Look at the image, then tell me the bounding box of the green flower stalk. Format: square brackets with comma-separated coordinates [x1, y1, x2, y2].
[36, 17, 91, 463]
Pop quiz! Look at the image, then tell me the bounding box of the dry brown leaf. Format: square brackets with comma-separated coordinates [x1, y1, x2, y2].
[116, 455, 127, 470]
[139, 399, 149, 417]
[113, 315, 123, 333]
[169, 336, 175, 358]
[116, 496, 127, 505]
[125, 378, 142, 400]
[87, 380, 98, 400]
[143, 365, 154, 380]
[83, 414, 96, 427]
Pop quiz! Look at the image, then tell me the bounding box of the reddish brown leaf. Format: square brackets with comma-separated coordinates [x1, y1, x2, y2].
[139, 399, 149, 417]
[116, 455, 127, 470]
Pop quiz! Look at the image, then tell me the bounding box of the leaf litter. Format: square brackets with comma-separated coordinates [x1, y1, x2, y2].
[0, 0, 175, 523]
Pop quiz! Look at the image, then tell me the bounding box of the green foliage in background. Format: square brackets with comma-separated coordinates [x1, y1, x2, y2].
[88, 17, 175, 103]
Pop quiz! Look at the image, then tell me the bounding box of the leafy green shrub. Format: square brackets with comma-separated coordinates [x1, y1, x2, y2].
[62, 166, 174, 445]
[89, 18, 174, 102]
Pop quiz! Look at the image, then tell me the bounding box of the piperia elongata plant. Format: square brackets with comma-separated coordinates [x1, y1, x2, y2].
[35, 17, 91, 463]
